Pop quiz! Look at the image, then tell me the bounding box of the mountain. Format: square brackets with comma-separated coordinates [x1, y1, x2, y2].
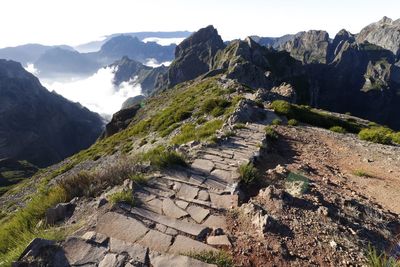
[75, 31, 192, 53]
[357, 16, 400, 59]
[0, 59, 104, 167]
[0, 44, 75, 66]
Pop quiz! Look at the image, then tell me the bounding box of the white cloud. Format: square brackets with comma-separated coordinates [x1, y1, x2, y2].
[38, 66, 142, 118]
[143, 37, 185, 46]
[144, 58, 171, 68]
[24, 63, 39, 75]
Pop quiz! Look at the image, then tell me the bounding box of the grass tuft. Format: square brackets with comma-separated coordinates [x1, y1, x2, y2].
[142, 146, 187, 169]
[186, 250, 233, 267]
[330, 126, 347, 134]
[108, 190, 135, 206]
[239, 163, 260, 184]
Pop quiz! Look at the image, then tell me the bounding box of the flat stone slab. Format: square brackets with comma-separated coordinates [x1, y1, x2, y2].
[96, 212, 148, 243]
[207, 235, 231, 247]
[191, 159, 215, 173]
[202, 154, 225, 162]
[163, 198, 188, 219]
[203, 215, 227, 230]
[211, 169, 234, 182]
[109, 238, 148, 264]
[99, 253, 126, 267]
[138, 230, 173, 253]
[168, 235, 218, 254]
[143, 198, 163, 214]
[186, 205, 210, 223]
[202, 178, 227, 191]
[209, 193, 238, 209]
[81, 231, 108, 245]
[150, 254, 217, 267]
[176, 200, 189, 209]
[197, 190, 210, 201]
[176, 184, 200, 201]
[63, 237, 106, 265]
[132, 207, 209, 237]
[189, 174, 206, 185]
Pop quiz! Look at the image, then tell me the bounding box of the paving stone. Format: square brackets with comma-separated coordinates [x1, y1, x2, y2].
[206, 235, 231, 247]
[155, 223, 167, 233]
[168, 235, 218, 254]
[109, 238, 148, 264]
[211, 169, 233, 182]
[202, 178, 227, 191]
[97, 212, 148, 243]
[188, 174, 206, 185]
[191, 159, 215, 173]
[63, 237, 106, 265]
[138, 230, 173, 253]
[202, 154, 225, 162]
[99, 253, 126, 267]
[150, 254, 217, 267]
[165, 227, 178, 236]
[175, 200, 189, 209]
[197, 190, 210, 201]
[81, 231, 108, 245]
[203, 215, 227, 230]
[162, 198, 188, 218]
[209, 193, 238, 209]
[186, 205, 210, 223]
[132, 207, 209, 237]
[143, 198, 163, 214]
[213, 162, 236, 171]
[144, 187, 175, 198]
[176, 184, 200, 201]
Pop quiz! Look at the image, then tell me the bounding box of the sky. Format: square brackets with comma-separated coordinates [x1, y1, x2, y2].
[1, 0, 399, 48]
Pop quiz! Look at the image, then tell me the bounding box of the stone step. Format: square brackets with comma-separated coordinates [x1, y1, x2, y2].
[131, 207, 209, 237]
[168, 235, 218, 254]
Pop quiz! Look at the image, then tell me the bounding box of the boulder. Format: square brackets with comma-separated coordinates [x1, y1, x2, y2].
[45, 202, 75, 225]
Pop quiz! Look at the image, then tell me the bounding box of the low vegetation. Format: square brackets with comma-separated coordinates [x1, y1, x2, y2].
[353, 169, 373, 178]
[271, 118, 282, 125]
[330, 126, 347, 134]
[172, 120, 223, 145]
[288, 119, 298, 126]
[141, 146, 187, 169]
[265, 125, 279, 140]
[239, 163, 260, 184]
[286, 172, 310, 195]
[358, 127, 396, 145]
[186, 250, 234, 267]
[271, 100, 364, 133]
[107, 190, 135, 206]
[366, 245, 399, 267]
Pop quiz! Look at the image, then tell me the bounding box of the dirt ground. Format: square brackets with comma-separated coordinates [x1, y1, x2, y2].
[228, 125, 400, 267]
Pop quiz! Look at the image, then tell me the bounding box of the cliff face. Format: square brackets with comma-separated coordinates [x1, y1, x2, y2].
[0, 60, 104, 167]
[356, 16, 400, 58]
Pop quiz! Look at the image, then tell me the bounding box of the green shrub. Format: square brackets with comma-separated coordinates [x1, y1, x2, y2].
[330, 126, 346, 134]
[353, 169, 373, 178]
[391, 132, 400, 145]
[142, 146, 187, 168]
[174, 109, 192, 122]
[366, 244, 399, 267]
[288, 119, 298, 126]
[186, 251, 233, 267]
[265, 126, 278, 140]
[271, 118, 282, 125]
[233, 123, 247, 129]
[201, 98, 231, 117]
[286, 172, 310, 195]
[358, 127, 393, 145]
[239, 163, 259, 184]
[108, 190, 135, 206]
[270, 100, 363, 133]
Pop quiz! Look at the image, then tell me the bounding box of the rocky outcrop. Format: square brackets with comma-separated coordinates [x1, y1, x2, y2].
[0, 59, 104, 167]
[100, 105, 141, 138]
[356, 16, 400, 58]
[328, 29, 355, 62]
[278, 30, 330, 64]
[121, 95, 146, 110]
[159, 26, 225, 88]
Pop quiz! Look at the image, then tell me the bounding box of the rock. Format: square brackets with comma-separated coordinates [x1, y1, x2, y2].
[175, 200, 189, 209]
[209, 193, 238, 209]
[186, 205, 210, 223]
[168, 235, 218, 254]
[150, 254, 217, 267]
[206, 235, 232, 247]
[162, 198, 188, 219]
[100, 105, 141, 138]
[99, 253, 126, 267]
[123, 179, 134, 190]
[45, 202, 75, 225]
[63, 237, 106, 265]
[191, 159, 215, 173]
[177, 184, 200, 201]
[265, 83, 297, 103]
[109, 238, 148, 264]
[81, 231, 109, 245]
[330, 240, 338, 250]
[97, 198, 108, 208]
[138, 230, 173, 253]
[317, 206, 330, 217]
[96, 212, 149, 243]
[227, 99, 267, 124]
[197, 190, 210, 201]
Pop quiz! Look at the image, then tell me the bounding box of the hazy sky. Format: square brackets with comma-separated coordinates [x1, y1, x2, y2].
[1, 0, 399, 48]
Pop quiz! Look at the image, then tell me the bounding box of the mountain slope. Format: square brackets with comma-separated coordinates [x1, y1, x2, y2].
[0, 59, 104, 167]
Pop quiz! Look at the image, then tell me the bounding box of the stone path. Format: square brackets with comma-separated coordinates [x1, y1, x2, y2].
[57, 122, 268, 266]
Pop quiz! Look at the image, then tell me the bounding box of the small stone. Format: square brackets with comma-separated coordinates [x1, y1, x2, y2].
[317, 206, 329, 216]
[330, 240, 338, 250]
[81, 231, 109, 245]
[138, 230, 173, 253]
[175, 200, 189, 209]
[207, 235, 231, 247]
[177, 184, 200, 201]
[186, 205, 210, 223]
[99, 253, 126, 267]
[192, 159, 215, 173]
[162, 198, 188, 219]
